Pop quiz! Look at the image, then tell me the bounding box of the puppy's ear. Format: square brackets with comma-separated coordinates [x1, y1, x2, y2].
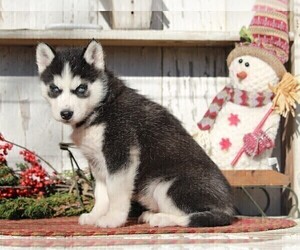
[36, 43, 55, 74]
[83, 40, 104, 70]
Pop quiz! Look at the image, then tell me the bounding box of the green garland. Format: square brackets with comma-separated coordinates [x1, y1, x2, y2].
[0, 193, 93, 220]
[0, 164, 18, 186]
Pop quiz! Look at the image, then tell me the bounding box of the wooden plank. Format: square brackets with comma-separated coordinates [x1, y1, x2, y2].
[97, 0, 113, 30]
[290, 0, 300, 33]
[162, 77, 229, 132]
[222, 170, 291, 187]
[88, 0, 99, 25]
[45, 0, 63, 29]
[0, 77, 64, 172]
[163, 0, 226, 31]
[111, 0, 152, 29]
[0, 29, 294, 46]
[0, 0, 17, 29]
[29, 0, 45, 30]
[0, 30, 242, 46]
[162, 46, 230, 131]
[289, 0, 300, 215]
[225, 0, 255, 32]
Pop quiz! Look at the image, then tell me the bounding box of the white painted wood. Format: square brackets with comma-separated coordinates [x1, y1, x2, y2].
[88, 0, 99, 25]
[97, 0, 113, 30]
[73, 0, 90, 24]
[290, 0, 300, 217]
[162, 46, 230, 131]
[123, 76, 162, 104]
[0, 77, 63, 173]
[162, 77, 229, 132]
[0, 0, 18, 29]
[291, 0, 300, 32]
[0, 0, 100, 30]
[163, 0, 226, 31]
[29, 0, 45, 30]
[0, 29, 241, 40]
[0, 0, 289, 33]
[111, 0, 153, 29]
[63, 0, 74, 24]
[225, 0, 255, 32]
[45, 0, 63, 28]
[0, 29, 295, 47]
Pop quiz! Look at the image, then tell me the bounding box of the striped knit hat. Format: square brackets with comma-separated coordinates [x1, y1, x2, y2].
[227, 0, 289, 78]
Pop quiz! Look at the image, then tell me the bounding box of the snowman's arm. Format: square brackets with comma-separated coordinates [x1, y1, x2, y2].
[242, 111, 281, 158]
[261, 112, 281, 141]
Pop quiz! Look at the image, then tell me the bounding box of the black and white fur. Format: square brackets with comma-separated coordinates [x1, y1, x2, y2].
[36, 41, 234, 228]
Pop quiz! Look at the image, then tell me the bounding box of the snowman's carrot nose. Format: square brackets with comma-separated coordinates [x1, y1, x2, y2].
[237, 71, 247, 80]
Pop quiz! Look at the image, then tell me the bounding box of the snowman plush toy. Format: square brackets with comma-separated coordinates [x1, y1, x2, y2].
[195, 0, 291, 170]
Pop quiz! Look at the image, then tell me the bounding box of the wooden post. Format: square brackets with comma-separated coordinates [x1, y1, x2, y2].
[288, 0, 300, 217]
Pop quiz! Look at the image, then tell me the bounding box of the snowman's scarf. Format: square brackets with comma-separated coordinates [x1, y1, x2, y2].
[197, 85, 274, 131]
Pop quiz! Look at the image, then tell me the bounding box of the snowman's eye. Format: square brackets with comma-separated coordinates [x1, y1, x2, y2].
[245, 62, 250, 67]
[238, 59, 243, 64]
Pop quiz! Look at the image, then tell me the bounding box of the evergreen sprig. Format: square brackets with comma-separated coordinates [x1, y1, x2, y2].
[0, 193, 93, 220]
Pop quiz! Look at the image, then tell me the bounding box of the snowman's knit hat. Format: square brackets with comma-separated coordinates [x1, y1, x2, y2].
[227, 0, 289, 78]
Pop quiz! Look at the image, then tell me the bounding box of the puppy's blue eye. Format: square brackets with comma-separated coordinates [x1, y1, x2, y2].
[75, 84, 88, 95]
[50, 85, 61, 93]
[48, 84, 62, 98]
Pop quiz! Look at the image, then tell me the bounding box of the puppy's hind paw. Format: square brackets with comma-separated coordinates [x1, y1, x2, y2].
[138, 211, 154, 224]
[79, 213, 96, 226]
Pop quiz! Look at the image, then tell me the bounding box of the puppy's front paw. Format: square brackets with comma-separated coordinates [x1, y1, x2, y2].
[79, 213, 96, 226]
[96, 212, 127, 228]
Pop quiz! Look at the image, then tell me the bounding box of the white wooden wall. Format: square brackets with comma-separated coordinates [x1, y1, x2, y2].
[0, 0, 255, 31]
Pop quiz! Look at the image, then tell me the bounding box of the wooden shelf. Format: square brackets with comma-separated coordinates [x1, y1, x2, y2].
[222, 170, 291, 187]
[0, 30, 294, 47]
[0, 29, 243, 46]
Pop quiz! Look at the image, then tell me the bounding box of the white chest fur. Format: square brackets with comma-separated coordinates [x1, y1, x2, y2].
[71, 124, 108, 180]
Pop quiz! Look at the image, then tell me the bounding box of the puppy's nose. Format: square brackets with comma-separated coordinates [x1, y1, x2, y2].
[60, 110, 73, 120]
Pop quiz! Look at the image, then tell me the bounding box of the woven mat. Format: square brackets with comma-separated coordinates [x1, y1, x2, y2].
[0, 217, 296, 237]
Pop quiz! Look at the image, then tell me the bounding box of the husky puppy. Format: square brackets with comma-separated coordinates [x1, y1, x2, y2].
[36, 41, 234, 228]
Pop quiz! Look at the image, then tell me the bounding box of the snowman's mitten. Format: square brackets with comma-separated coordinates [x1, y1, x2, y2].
[193, 129, 211, 155]
[243, 129, 274, 157]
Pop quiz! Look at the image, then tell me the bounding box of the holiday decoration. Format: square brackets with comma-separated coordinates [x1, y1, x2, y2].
[0, 165, 18, 187]
[195, 0, 300, 170]
[0, 133, 94, 219]
[0, 193, 93, 220]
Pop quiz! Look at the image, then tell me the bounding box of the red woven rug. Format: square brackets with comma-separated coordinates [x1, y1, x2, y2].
[0, 217, 296, 237]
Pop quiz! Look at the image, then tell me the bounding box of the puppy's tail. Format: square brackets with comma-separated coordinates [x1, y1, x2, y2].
[188, 209, 234, 227]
